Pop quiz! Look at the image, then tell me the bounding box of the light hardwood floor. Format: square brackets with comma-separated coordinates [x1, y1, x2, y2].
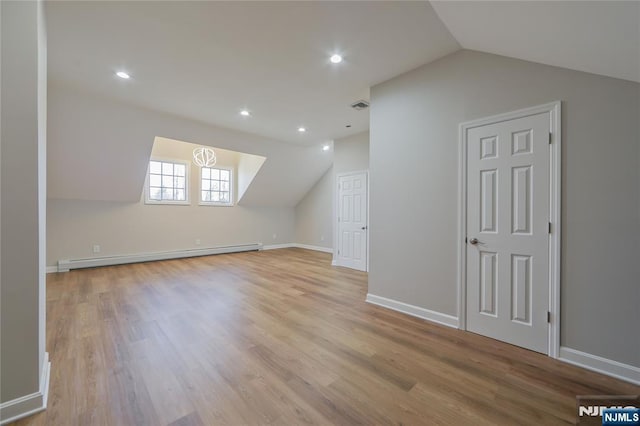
[16, 248, 639, 425]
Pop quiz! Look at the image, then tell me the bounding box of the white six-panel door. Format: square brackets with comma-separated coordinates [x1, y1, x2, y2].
[466, 112, 550, 353]
[337, 172, 368, 271]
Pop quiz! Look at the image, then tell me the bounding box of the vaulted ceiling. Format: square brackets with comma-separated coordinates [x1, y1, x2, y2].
[46, 1, 459, 146]
[431, 1, 640, 83]
[45, 1, 639, 205]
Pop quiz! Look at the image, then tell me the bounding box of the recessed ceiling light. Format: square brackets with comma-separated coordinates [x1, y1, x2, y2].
[322, 145, 331, 151]
[330, 54, 343, 64]
[116, 71, 130, 79]
[240, 109, 251, 117]
[298, 127, 307, 133]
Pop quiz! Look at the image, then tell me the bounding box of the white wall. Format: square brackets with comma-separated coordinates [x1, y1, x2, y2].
[47, 138, 294, 266]
[370, 50, 639, 368]
[1, 0, 48, 417]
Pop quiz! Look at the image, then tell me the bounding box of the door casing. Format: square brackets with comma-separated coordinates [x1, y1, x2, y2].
[457, 101, 561, 358]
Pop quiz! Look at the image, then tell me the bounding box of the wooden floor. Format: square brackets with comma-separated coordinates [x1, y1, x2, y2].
[17, 248, 638, 425]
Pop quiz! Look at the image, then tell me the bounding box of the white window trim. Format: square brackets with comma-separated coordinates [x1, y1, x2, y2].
[144, 158, 191, 205]
[199, 166, 234, 207]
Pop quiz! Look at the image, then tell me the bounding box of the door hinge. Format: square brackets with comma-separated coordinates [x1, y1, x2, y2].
[549, 132, 552, 144]
[548, 222, 552, 234]
[547, 311, 551, 323]
[337, 249, 340, 255]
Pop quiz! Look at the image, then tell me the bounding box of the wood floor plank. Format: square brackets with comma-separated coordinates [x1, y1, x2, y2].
[13, 248, 639, 425]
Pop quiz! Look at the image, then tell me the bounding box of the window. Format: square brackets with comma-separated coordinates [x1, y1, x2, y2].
[200, 167, 232, 205]
[146, 160, 189, 204]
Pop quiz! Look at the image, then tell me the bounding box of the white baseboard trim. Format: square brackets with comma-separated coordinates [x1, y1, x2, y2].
[559, 346, 640, 386]
[293, 243, 333, 254]
[0, 352, 50, 425]
[57, 243, 263, 272]
[331, 259, 337, 266]
[366, 294, 459, 329]
[45, 266, 58, 274]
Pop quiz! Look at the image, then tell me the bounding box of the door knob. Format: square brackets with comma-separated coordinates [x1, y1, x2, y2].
[469, 238, 479, 245]
[361, 226, 368, 230]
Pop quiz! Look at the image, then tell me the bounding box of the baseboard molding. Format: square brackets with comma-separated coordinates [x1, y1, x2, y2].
[0, 352, 50, 425]
[45, 266, 58, 274]
[559, 346, 640, 386]
[331, 259, 337, 266]
[262, 243, 333, 254]
[366, 294, 459, 329]
[293, 243, 333, 254]
[57, 243, 263, 272]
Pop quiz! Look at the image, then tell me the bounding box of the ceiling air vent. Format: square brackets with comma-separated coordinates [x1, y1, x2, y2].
[350, 100, 370, 111]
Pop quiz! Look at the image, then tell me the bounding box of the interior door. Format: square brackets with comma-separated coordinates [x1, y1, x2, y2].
[337, 172, 368, 271]
[466, 112, 550, 353]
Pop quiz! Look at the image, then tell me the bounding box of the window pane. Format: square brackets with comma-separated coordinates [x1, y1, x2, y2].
[221, 192, 229, 202]
[150, 174, 161, 187]
[162, 188, 175, 200]
[162, 175, 174, 188]
[202, 168, 210, 179]
[211, 180, 220, 191]
[175, 176, 185, 189]
[162, 162, 174, 175]
[150, 161, 162, 174]
[221, 181, 229, 191]
[150, 187, 162, 200]
[202, 179, 210, 190]
[220, 170, 230, 181]
[211, 168, 220, 180]
[212, 192, 220, 202]
[175, 189, 185, 201]
[174, 164, 186, 177]
[202, 190, 210, 201]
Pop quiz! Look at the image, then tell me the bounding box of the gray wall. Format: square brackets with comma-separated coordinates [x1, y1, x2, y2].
[295, 166, 334, 249]
[334, 131, 370, 174]
[370, 50, 639, 368]
[1, 0, 47, 405]
[48, 138, 294, 265]
[294, 131, 370, 253]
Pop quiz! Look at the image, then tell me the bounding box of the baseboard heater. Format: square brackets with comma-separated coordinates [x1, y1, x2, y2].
[56, 243, 263, 272]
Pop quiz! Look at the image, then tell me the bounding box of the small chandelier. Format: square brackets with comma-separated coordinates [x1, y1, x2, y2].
[192, 147, 216, 167]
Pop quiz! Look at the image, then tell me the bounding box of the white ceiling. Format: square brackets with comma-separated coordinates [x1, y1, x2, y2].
[432, 1, 640, 83]
[45, 1, 460, 146]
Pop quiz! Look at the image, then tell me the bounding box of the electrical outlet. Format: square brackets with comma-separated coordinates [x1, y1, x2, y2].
[195, 239, 201, 245]
[92, 245, 100, 254]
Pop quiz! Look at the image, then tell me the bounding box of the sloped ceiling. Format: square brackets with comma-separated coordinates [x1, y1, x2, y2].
[48, 83, 331, 206]
[432, 1, 640, 83]
[45, 1, 459, 145]
[46, 1, 639, 207]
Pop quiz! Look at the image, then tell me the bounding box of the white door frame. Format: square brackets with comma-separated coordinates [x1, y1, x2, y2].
[334, 170, 369, 272]
[457, 101, 561, 358]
